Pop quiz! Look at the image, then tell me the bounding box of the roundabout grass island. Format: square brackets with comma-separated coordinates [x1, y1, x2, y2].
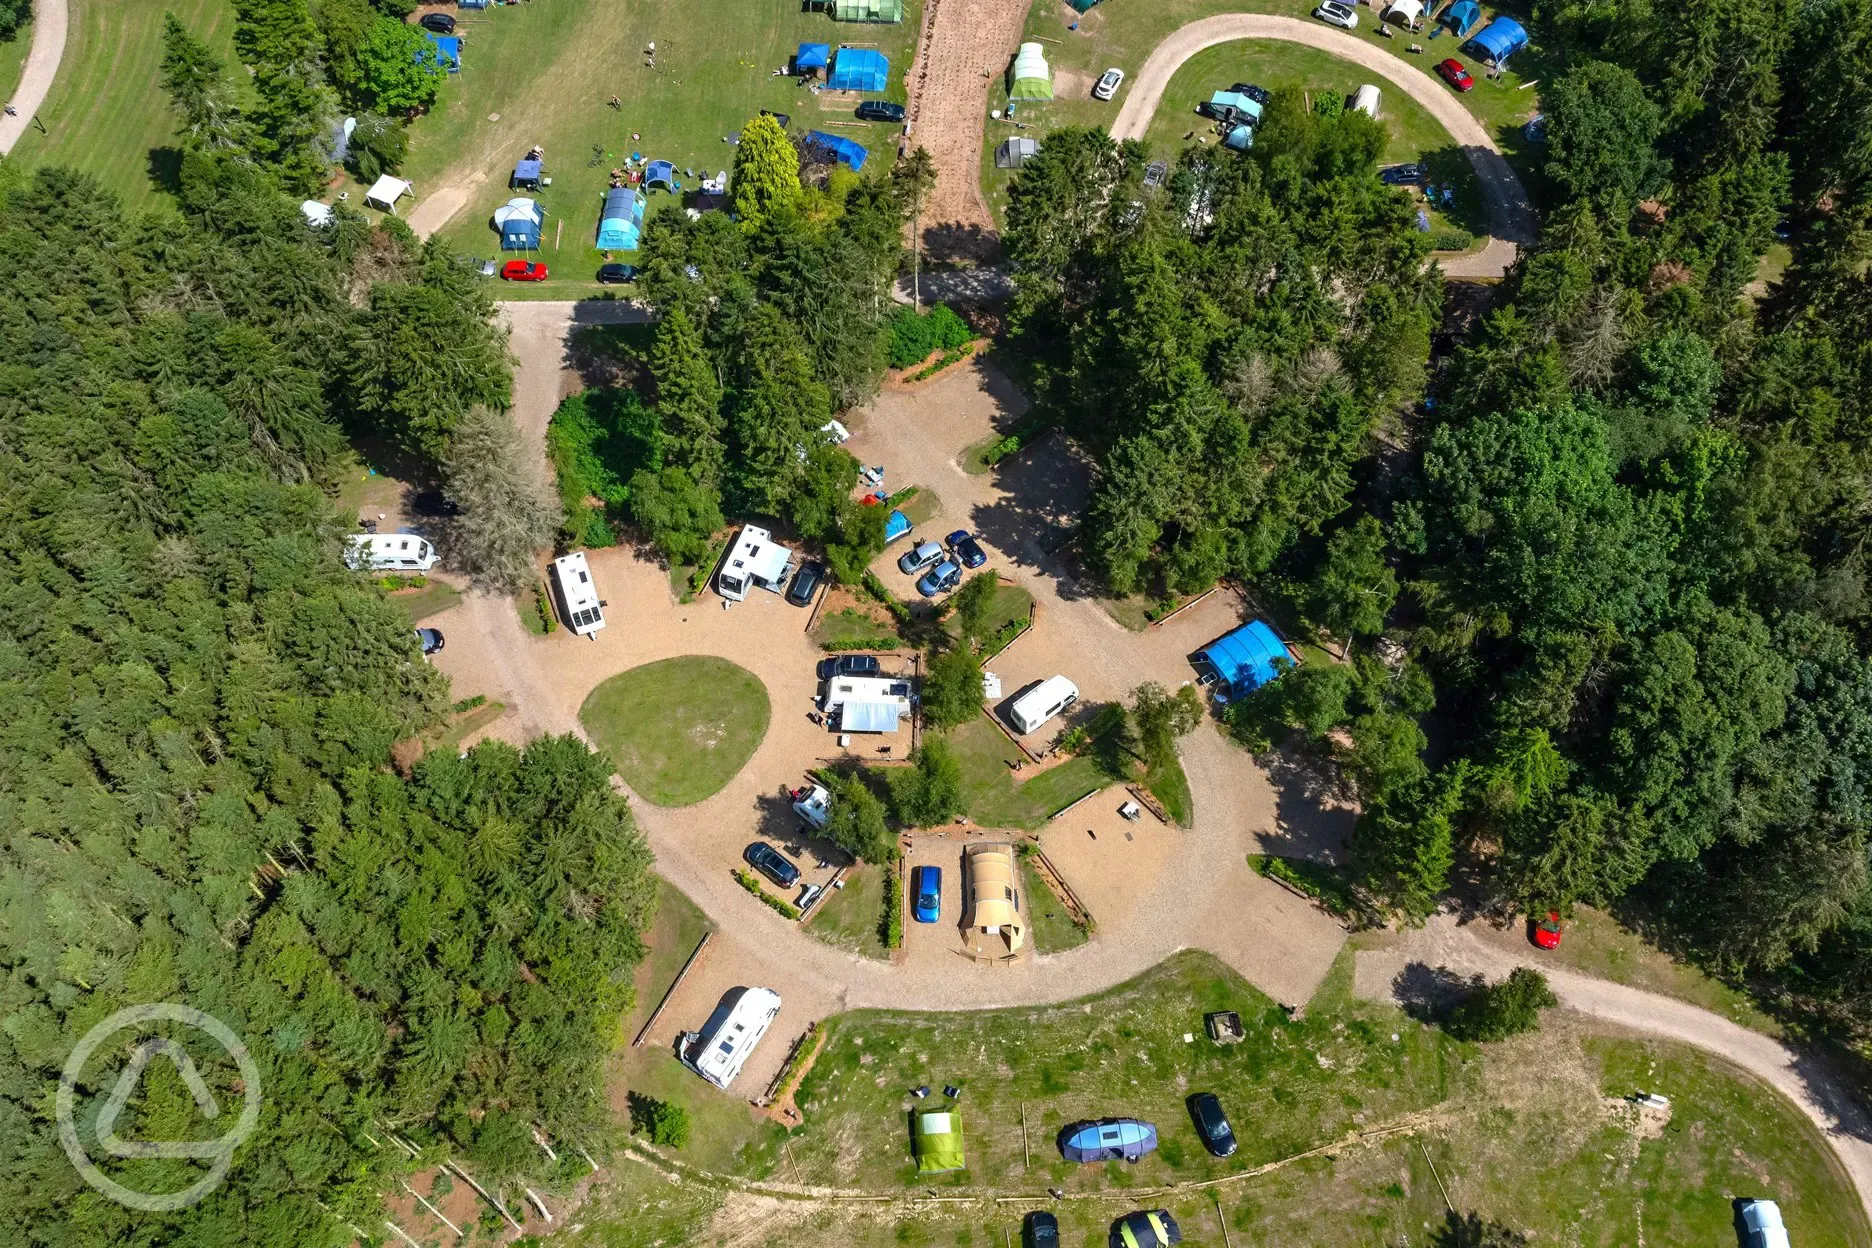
[580, 655, 771, 807]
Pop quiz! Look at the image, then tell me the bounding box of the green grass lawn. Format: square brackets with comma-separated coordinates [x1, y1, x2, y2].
[9, 0, 244, 211]
[803, 862, 890, 960]
[945, 579, 1034, 649]
[1018, 852, 1088, 953]
[947, 717, 1113, 830]
[1143, 751, 1192, 827]
[0, 20, 32, 110]
[581, 656, 771, 806]
[812, 604, 902, 651]
[385, 0, 922, 295]
[896, 485, 944, 528]
[392, 580, 462, 624]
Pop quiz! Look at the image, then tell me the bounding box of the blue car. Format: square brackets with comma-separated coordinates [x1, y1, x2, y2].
[917, 558, 961, 597]
[913, 865, 941, 922]
[946, 529, 987, 568]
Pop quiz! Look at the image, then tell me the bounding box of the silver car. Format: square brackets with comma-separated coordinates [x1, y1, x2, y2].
[898, 540, 945, 575]
[1094, 67, 1124, 101]
[1314, 0, 1358, 28]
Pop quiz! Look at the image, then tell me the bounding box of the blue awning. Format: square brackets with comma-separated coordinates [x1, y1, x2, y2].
[841, 702, 901, 732]
[1209, 90, 1262, 121]
[804, 130, 869, 170]
[645, 159, 676, 190]
[796, 42, 831, 71]
[1194, 620, 1291, 694]
[513, 158, 542, 184]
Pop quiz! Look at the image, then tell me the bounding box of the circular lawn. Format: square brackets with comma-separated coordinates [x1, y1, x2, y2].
[580, 656, 771, 807]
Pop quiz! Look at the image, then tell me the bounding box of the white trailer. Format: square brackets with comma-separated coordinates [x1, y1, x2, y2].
[346, 532, 438, 572]
[717, 525, 794, 601]
[679, 987, 782, 1090]
[550, 551, 607, 636]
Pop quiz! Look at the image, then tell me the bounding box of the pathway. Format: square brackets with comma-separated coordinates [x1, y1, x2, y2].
[0, 0, 67, 154]
[1355, 914, 1872, 1227]
[1111, 14, 1535, 279]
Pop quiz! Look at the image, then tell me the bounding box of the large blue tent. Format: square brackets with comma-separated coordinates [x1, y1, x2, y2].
[1208, 90, 1263, 122]
[804, 130, 869, 171]
[596, 188, 644, 250]
[425, 33, 461, 72]
[494, 198, 542, 250]
[796, 42, 831, 72]
[1059, 1120, 1159, 1164]
[1439, 0, 1481, 36]
[1464, 15, 1527, 64]
[645, 159, 676, 192]
[829, 47, 889, 92]
[1193, 620, 1290, 695]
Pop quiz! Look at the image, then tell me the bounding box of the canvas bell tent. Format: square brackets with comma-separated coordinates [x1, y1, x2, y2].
[596, 188, 644, 250]
[833, 0, 903, 21]
[1008, 42, 1053, 100]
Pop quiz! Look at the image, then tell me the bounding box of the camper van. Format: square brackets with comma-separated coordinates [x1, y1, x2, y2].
[551, 551, 606, 636]
[717, 525, 795, 601]
[1008, 675, 1079, 735]
[679, 987, 782, 1090]
[346, 532, 437, 572]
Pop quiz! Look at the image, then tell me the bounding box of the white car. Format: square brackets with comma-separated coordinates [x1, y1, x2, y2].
[1093, 67, 1125, 101]
[1738, 1200, 1791, 1248]
[1314, 0, 1359, 28]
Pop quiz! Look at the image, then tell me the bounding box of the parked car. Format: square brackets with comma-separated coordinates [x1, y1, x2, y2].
[787, 560, 825, 608]
[414, 627, 445, 656]
[899, 540, 945, 576]
[1379, 163, 1424, 185]
[855, 100, 906, 123]
[1738, 1199, 1791, 1248]
[913, 865, 942, 922]
[596, 262, 639, 284]
[946, 530, 987, 568]
[419, 12, 456, 33]
[1314, 0, 1358, 28]
[500, 260, 549, 282]
[1533, 911, 1563, 950]
[1023, 1211, 1061, 1248]
[1227, 82, 1272, 104]
[917, 558, 962, 597]
[1143, 160, 1169, 190]
[1436, 58, 1476, 92]
[1109, 1210, 1180, 1248]
[817, 653, 883, 680]
[1187, 1093, 1237, 1158]
[744, 842, 801, 889]
[1093, 67, 1125, 101]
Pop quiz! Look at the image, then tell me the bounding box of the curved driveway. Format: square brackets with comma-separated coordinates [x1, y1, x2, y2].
[1110, 14, 1535, 278]
[0, 0, 68, 153]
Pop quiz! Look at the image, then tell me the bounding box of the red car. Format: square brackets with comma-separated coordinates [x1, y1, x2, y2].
[1436, 58, 1475, 92]
[1533, 911, 1563, 950]
[500, 260, 549, 282]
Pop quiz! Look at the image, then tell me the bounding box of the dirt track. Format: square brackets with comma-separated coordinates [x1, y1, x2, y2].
[904, 0, 1028, 260]
[1110, 14, 1535, 278]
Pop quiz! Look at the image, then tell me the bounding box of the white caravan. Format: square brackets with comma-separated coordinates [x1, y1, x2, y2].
[717, 525, 794, 601]
[551, 551, 607, 636]
[346, 532, 437, 572]
[1008, 674, 1079, 735]
[680, 987, 782, 1090]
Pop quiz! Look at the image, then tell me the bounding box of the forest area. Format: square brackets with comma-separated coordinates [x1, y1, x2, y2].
[997, 0, 1872, 1045]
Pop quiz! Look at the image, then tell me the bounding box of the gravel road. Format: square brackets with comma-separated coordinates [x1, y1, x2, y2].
[0, 0, 67, 154]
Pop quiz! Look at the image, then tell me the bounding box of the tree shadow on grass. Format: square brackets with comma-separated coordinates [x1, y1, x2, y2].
[1391, 961, 1476, 1026]
[147, 147, 184, 198]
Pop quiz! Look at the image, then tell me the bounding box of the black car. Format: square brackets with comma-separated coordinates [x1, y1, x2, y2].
[946, 529, 987, 569]
[1227, 82, 1271, 104]
[855, 100, 906, 124]
[597, 262, 639, 285]
[419, 12, 456, 34]
[760, 109, 791, 129]
[744, 842, 800, 888]
[1022, 1211, 1060, 1248]
[1188, 1093, 1236, 1158]
[1378, 163, 1424, 185]
[787, 560, 825, 607]
[816, 653, 883, 680]
[414, 627, 445, 656]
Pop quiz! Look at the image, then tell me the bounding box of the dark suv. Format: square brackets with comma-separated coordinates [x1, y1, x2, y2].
[1188, 1093, 1237, 1158]
[856, 101, 906, 123]
[817, 653, 882, 680]
[744, 842, 800, 888]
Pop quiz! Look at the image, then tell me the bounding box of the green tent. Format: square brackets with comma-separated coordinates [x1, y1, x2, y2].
[912, 1109, 965, 1174]
[1007, 42, 1053, 100]
[833, 0, 903, 21]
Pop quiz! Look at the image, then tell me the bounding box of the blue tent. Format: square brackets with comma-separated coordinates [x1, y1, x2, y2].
[1208, 90, 1263, 122]
[1223, 124, 1254, 151]
[495, 198, 542, 250]
[645, 159, 676, 192]
[1059, 1119, 1158, 1164]
[1439, 0, 1481, 36]
[457, 0, 488, 8]
[1193, 620, 1290, 695]
[885, 510, 911, 543]
[512, 158, 542, 189]
[829, 48, 889, 92]
[596, 188, 644, 250]
[425, 33, 461, 73]
[1464, 15, 1527, 64]
[804, 130, 869, 171]
[796, 42, 831, 72]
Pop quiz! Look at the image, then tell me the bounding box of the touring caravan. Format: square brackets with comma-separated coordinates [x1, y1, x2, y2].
[345, 532, 437, 572]
[717, 525, 795, 601]
[1008, 675, 1079, 735]
[679, 987, 782, 1090]
[551, 551, 607, 636]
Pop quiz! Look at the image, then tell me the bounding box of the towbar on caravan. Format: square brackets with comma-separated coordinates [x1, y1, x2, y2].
[346, 532, 438, 572]
[717, 525, 795, 601]
[679, 986, 783, 1089]
[551, 551, 607, 636]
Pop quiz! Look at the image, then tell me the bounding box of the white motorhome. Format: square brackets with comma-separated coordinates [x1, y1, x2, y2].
[679, 986, 782, 1090]
[821, 675, 914, 733]
[551, 551, 606, 637]
[346, 532, 437, 572]
[717, 525, 794, 601]
[793, 783, 831, 830]
[1008, 674, 1079, 735]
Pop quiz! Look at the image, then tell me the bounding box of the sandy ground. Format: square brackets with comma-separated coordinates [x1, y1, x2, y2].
[903, 0, 1029, 260]
[1110, 14, 1536, 279]
[406, 183, 474, 239]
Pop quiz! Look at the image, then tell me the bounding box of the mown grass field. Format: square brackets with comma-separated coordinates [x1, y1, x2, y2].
[0, 19, 31, 109]
[1019, 851, 1088, 953]
[947, 716, 1112, 830]
[581, 655, 772, 806]
[804, 860, 890, 959]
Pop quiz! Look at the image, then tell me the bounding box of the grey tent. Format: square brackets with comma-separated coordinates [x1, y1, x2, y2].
[1059, 1118, 1158, 1163]
[995, 137, 1039, 169]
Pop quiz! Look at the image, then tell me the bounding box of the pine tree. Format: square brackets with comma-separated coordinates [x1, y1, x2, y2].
[651, 306, 725, 482]
[442, 405, 563, 593]
[730, 112, 802, 232]
[160, 15, 248, 150]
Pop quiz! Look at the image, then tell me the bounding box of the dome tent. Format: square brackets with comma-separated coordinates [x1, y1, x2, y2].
[1008, 42, 1052, 100]
[644, 160, 677, 192]
[995, 136, 1039, 168]
[1440, 0, 1481, 36]
[492, 197, 543, 250]
[596, 188, 644, 250]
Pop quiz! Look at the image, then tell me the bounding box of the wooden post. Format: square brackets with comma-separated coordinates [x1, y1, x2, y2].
[555, 219, 563, 251]
[1419, 1140, 1453, 1211]
[1021, 1102, 1031, 1171]
[1213, 1193, 1232, 1248]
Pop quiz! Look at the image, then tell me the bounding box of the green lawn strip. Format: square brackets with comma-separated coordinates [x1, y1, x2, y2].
[392, 581, 463, 623]
[944, 581, 1035, 648]
[1017, 851, 1088, 953]
[434, 700, 505, 752]
[947, 718, 1113, 830]
[812, 604, 901, 651]
[554, 1159, 726, 1248]
[10, 0, 248, 210]
[0, 21, 32, 109]
[1143, 752, 1192, 828]
[803, 862, 890, 960]
[392, 0, 923, 276]
[1252, 853, 1363, 923]
[581, 656, 771, 806]
[897, 485, 943, 528]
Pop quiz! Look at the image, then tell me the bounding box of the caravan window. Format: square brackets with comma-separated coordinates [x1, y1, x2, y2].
[720, 574, 744, 594]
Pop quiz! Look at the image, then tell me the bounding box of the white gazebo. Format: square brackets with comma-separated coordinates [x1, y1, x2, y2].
[364, 175, 412, 214]
[299, 200, 335, 228]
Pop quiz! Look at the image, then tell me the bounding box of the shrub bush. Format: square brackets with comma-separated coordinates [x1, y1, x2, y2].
[887, 303, 973, 368]
[545, 390, 664, 548]
[1445, 967, 1557, 1042]
[883, 859, 904, 948]
[1431, 229, 1476, 252]
[734, 869, 801, 919]
[627, 1092, 691, 1149]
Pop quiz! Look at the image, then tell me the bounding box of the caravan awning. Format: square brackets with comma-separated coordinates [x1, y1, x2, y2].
[841, 702, 902, 733]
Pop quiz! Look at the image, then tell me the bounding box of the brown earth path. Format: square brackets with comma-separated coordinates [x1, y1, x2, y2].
[1110, 13, 1535, 278]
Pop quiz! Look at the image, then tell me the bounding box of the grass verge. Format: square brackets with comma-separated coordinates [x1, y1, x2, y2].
[1018, 851, 1088, 954]
[581, 656, 771, 805]
[804, 863, 890, 960]
[392, 580, 463, 624]
[947, 717, 1115, 831]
